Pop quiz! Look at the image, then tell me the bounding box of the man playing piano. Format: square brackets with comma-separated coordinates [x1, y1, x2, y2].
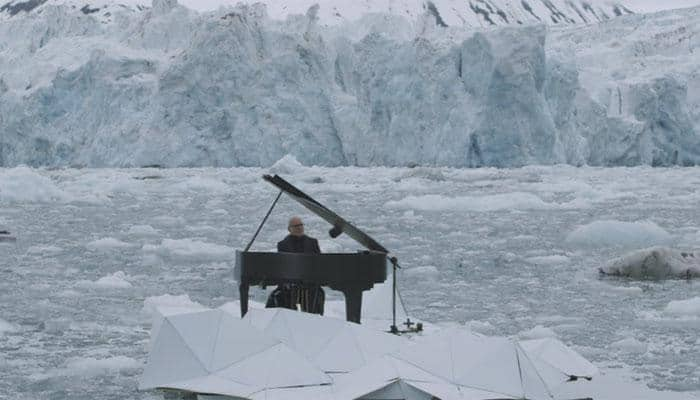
[265, 216, 325, 314]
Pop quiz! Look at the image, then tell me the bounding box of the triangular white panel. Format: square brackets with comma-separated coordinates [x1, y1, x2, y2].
[216, 343, 331, 388]
[164, 374, 257, 398]
[314, 326, 367, 372]
[167, 310, 221, 368]
[515, 345, 554, 400]
[281, 310, 345, 358]
[395, 338, 454, 382]
[520, 338, 598, 378]
[452, 337, 523, 396]
[361, 380, 434, 400]
[139, 319, 208, 389]
[210, 310, 280, 371]
[349, 324, 407, 363]
[243, 307, 281, 330]
[248, 384, 333, 400]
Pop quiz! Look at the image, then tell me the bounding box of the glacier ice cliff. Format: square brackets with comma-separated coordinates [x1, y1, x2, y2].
[0, 1, 698, 167]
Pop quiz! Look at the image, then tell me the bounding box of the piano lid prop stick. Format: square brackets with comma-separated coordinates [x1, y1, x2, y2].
[389, 256, 400, 334]
[244, 190, 283, 252]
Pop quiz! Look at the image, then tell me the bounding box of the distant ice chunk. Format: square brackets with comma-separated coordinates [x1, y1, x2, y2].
[59, 356, 141, 377]
[0, 167, 71, 203]
[664, 297, 700, 317]
[150, 215, 186, 227]
[142, 294, 205, 320]
[385, 192, 557, 212]
[525, 255, 570, 266]
[79, 271, 132, 289]
[396, 167, 447, 182]
[0, 317, 19, 334]
[519, 325, 558, 340]
[172, 177, 230, 193]
[610, 337, 647, 354]
[600, 247, 700, 278]
[463, 320, 496, 335]
[566, 220, 673, 249]
[142, 238, 233, 261]
[602, 285, 643, 295]
[26, 245, 62, 255]
[86, 237, 132, 251]
[268, 154, 305, 175]
[403, 265, 439, 278]
[126, 225, 160, 237]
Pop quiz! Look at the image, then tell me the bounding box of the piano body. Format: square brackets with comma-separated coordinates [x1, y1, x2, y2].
[234, 174, 389, 324]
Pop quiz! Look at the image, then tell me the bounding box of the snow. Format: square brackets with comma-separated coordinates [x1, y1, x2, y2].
[0, 3, 700, 167]
[566, 220, 673, 248]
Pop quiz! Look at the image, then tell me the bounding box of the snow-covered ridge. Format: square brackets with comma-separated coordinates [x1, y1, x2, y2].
[0, 1, 699, 167]
[0, 0, 636, 27]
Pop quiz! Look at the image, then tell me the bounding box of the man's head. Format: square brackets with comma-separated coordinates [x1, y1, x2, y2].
[287, 216, 305, 237]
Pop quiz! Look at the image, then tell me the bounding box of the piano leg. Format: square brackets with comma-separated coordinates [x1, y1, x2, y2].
[239, 283, 249, 317]
[342, 288, 363, 324]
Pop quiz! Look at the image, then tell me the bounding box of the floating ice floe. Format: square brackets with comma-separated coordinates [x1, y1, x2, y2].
[268, 154, 306, 175]
[566, 220, 673, 249]
[0, 317, 19, 334]
[664, 297, 700, 317]
[600, 247, 700, 279]
[385, 192, 561, 212]
[142, 238, 234, 262]
[519, 325, 558, 340]
[126, 224, 160, 237]
[86, 237, 133, 252]
[0, 167, 72, 203]
[55, 356, 141, 377]
[610, 337, 647, 354]
[78, 271, 133, 289]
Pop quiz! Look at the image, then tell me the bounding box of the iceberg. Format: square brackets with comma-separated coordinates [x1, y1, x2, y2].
[600, 247, 700, 279]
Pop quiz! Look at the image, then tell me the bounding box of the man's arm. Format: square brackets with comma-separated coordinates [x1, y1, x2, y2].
[277, 237, 288, 252]
[311, 238, 321, 254]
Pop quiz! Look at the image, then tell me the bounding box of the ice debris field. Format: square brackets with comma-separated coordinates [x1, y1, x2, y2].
[1, 162, 700, 399]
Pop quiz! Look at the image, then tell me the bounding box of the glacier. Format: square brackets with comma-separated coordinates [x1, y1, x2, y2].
[0, 0, 699, 167]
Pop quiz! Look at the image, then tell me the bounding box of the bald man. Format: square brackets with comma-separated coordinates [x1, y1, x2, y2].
[265, 216, 324, 314]
[277, 216, 321, 254]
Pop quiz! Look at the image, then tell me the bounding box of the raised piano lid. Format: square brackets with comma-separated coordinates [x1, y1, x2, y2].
[263, 174, 388, 254]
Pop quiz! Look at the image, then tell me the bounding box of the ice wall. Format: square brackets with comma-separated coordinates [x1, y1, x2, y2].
[0, 2, 698, 167]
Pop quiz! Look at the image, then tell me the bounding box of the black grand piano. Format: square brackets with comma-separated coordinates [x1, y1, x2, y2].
[235, 174, 390, 324]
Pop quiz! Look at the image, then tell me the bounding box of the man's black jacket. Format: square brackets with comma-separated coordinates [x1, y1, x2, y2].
[277, 234, 321, 254]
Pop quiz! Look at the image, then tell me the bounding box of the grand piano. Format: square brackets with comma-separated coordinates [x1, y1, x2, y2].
[235, 175, 390, 324]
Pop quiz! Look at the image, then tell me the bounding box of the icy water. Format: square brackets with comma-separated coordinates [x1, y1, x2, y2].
[1, 165, 699, 399]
